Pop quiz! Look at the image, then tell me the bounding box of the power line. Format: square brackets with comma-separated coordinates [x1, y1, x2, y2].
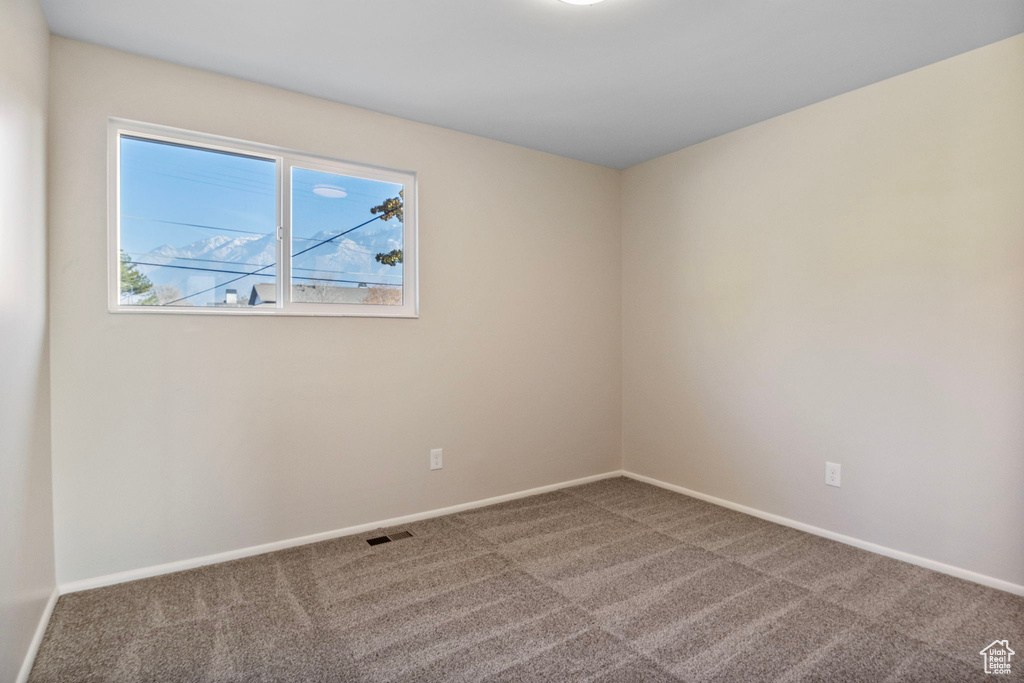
[163, 213, 388, 305]
[122, 216, 272, 237]
[143, 167, 275, 192]
[128, 260, 399, 288]
[131, 261, 265, 277]
[124, 251, 400, 279]
[138, 169, 275, 197]
[291, 215, 382, 260]
[125, 253, 272, 270]
[121, 215, 390, 246]
[138, 164, 276, 189]
[130, 162, 395, 203]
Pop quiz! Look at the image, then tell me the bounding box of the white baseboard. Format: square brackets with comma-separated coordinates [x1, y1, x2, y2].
[623, 471, 1024, 597]
[58, 467, 1022, 599]
[15, 587, 59, 683]
[58, 470, 625, 595]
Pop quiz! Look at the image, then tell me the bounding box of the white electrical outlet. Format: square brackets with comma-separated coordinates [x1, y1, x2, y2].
[430, 448, 443, 471]
[825, 462, 841, 487]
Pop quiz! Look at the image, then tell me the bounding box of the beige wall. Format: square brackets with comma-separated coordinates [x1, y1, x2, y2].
[0, 0, 56, 678]
[47, 31, 1023, 589]
[48, 38, 622, 585]
[623, 34, 1024, 586]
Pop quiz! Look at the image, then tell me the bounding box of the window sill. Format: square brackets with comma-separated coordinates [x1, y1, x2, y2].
[107, 306, 419, 319]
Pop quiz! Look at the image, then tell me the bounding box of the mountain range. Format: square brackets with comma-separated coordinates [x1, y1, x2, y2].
[137, 230, 402, 304]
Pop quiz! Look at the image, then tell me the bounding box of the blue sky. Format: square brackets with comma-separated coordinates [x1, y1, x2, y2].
[119, 136, 404, 304]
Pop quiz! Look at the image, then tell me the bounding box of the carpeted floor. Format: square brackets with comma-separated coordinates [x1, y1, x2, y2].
[30, 477, 1023, 682]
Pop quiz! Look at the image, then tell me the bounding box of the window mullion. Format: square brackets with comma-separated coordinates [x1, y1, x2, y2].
[278, 159, 292, 310]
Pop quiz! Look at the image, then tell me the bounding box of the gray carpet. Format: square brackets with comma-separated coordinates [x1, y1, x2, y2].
[29, 477, 1023, 682]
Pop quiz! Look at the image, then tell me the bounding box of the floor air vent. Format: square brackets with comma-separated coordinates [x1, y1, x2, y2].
[366, 530, 414, 546]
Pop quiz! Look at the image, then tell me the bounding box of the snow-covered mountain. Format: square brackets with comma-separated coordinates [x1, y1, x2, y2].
[150, 233, 274, 266]
[138, 229, 402, 305]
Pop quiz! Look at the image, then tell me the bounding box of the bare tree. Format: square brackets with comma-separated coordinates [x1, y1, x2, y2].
[145, 284, 190, 306]
[294, 272, 347, 303]
[363, 285, 402, 306]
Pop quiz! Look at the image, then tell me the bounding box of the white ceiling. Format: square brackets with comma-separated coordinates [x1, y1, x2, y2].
[41, 0, 1024, 169]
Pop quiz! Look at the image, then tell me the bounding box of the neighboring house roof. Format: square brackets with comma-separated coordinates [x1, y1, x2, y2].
[248, 283, 373, 306]
[249, 283, 277, 306]
[298, 284, 372, 305]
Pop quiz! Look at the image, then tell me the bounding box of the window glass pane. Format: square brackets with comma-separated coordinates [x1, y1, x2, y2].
[118, 136, 277, 308]
[290, 167, 404, 305]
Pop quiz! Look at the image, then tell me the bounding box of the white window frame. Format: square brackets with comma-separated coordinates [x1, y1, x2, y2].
[108, 119, 418, 318]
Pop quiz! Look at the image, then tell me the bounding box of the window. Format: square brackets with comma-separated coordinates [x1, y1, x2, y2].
[109, 121, 417, 317]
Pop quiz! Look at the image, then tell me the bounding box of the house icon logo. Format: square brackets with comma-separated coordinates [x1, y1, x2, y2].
[980, 640, 1014, 675]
